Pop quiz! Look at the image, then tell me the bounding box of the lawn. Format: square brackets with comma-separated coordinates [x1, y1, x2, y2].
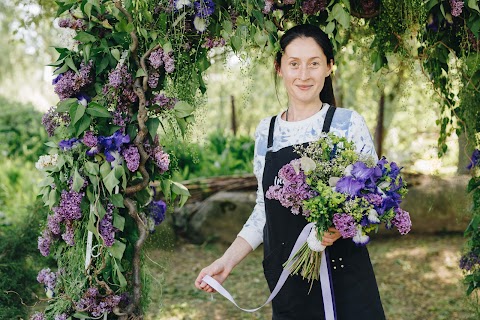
[143, 234, 479, 320]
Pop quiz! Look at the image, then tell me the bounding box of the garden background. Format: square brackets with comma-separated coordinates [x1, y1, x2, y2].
[0, 0, 479, 319]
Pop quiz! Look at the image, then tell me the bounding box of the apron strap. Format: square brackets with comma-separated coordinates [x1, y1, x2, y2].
[322, 106, 337, 133]
[267, 116, 277, 149]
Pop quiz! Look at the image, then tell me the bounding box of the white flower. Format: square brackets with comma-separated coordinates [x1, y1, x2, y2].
[194, 16, 207, 33]
[110, 151, 123, 168]
[300, 156, 316, 173]
[35, 154, 59, 170]
[368, 208, 380, 224]
[353, 226, 370, 245]
[175, 0, 191, 10]
[344, 164, 353, 176]
[378, 181, 390, 190]
[328, 177, 340, 187]
[307, 226, 326, 252]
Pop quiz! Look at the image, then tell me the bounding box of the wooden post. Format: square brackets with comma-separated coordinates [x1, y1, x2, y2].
[374, 92, 385, 157]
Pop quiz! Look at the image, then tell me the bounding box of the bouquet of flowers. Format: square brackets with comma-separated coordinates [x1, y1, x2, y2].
[265, 133, 411, 285]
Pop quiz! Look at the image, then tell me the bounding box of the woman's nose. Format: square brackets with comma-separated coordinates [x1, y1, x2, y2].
[299, 65, 309, 80]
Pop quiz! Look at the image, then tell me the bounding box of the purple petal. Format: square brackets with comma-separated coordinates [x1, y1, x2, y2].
[336, 176, 364, 196]
[351, 161, 375, 182]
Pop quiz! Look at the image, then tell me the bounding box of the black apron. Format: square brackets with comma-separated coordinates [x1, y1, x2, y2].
[262, 106, 386, 320]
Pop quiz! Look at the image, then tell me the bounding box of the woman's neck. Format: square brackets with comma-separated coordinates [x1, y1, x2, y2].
[284, 101, 324, 122]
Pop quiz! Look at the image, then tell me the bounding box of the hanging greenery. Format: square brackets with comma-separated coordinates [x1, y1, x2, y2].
[31, 0, 480, 319]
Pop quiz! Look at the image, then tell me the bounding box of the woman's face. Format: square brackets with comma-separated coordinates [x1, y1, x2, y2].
[277, 37, 332, 107]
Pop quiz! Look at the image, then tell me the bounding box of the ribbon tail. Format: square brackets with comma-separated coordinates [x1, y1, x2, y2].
[320, 249, 337, 320]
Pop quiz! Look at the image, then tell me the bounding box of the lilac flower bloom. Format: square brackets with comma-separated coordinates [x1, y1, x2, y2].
[47, 213, 63, 235]
[122, 144, 140, 172]
[99, 203, 116, 247]
[30, 312, 46, 320]
[54, 314, 68, 320]
[459, 252, 480, 271]
[38, 229, 52, 257]
[449, 0, 464, 17]
[392, 208, 411, 235]
[333, 213, 357, 238]
[82, 131, 98, 147]
[335, 176, 364, 196]
[149, 48, 164, 69]
[62, 221, 75, 246]
[59, 138, 80, 150]
[301, 0, 327, 15]
[467, 149, 480, 170]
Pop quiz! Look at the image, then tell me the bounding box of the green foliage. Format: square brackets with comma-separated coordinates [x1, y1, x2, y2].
[166, 130, 255, 180]
[0, 200, 51, 319]
[0, 96, 48, 161]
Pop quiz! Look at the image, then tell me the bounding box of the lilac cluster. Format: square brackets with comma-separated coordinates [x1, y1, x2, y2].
[265, 160, 315, 215]
[102, 65, 136, 127]
[391, 208, 412, 235]
[122, 144, 140, 172]
[37, 268, 57, 293]
[301, 0, 327, 15]
[333, 213, 357, 238]
[150, 93, 177, 110]
[30, 312, 46, 320]
[38, 229, 53, 257]
[163, 52, 175, 73]
[467, 30, 480, 52]
[363, 193, 383, 207]
[58, 18, 86, 30]
[263, 0, 274, 13]
[148, 72, 160, 88]
[202, 37, 226, 49]
[467, 149, 480, 170]
[99, 203, 117, 247]
[53, 60, 94, 100]
[360, 0, 378, 15]
[75, 287, 122, 317]
[55, 189, 84, 220]
[146, 199, 167, 232]
[42, 106, 71, 137]
[149, 48, 164, 69]
[459, 251, 480, 271]
[449, 0, 464, 17]
[82, 131, 98, 148]
[54, 314, 68, 320]
[145, 138, 170, 173]
[62, 221, 75, 246]
[194, 0, 215, 18]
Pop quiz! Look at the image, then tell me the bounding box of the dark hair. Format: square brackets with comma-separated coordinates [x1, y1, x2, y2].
[275, 24, 336, 106]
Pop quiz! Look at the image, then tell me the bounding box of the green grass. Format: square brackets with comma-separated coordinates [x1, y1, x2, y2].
[144, 234, 479, 320]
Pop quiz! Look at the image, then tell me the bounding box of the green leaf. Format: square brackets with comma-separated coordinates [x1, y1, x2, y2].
[56, 98, 78, 113]
[100, 161, 111, 178]
[265, 20, 276, 33]
[163, 41, 173, 54]
[146, 118, 160, 140]
[39, 176, 55, 188]
[75, 114, 91, 137]
[72, 312, 90, 320]
[53, 63, 69, 75]
[231, 36, 242, 52]
[160, 179, 172, 202]
[48, 189, 58, 209]
[173, 101, 195, 118]
[124, 0, 133, 10]
[85, 161, 99, 175]
[107, 241, 126, 260]
[325, 21, 335, 34]
[110, 193, 125, 208]
[113, 212, 125, 231]
[104, 169, 120, 195]
[86, 102, 111, 117]
[426, 0, 439, 11]
[115, 263, 128, 288]
[72, 168, 85, 192]
[136, 68, 147, 77]
[172, 11, 187, 28]
[171, 181, 190, 207]
[331, 4, 350, 29]
[73, 104, 86, 125]
[467, 178, 480, 193]
[74, 31, 97, 43]
[95, 201, 107, 219]
[111, 48, 121, 61]
[87, 207, 99, 237]
[468, 0, 480, 13]
[84, 2, 93, 18]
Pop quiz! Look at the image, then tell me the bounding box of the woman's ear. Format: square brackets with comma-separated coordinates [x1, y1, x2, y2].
[326, 59, 334, 77]
[274, 61, 282, 77]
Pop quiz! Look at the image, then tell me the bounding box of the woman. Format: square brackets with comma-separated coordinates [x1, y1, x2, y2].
[195, 24, 386, 320]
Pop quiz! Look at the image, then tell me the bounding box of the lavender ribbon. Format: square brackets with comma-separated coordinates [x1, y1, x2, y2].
[202, 222, 336, 319]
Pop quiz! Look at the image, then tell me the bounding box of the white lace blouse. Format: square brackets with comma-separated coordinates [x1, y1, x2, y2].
[237, 103, 378, 250]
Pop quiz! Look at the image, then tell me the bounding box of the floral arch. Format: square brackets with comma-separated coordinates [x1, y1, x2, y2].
[32, 0, 480, 319]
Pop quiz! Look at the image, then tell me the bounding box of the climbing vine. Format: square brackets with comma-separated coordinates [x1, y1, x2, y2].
[31, 0, 480, 319]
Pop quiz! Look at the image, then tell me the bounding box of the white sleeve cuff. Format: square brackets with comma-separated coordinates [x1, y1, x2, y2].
[237, 228, 263, 251]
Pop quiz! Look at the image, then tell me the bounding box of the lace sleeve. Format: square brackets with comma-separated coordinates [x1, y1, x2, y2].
[348, 111, 379, 161]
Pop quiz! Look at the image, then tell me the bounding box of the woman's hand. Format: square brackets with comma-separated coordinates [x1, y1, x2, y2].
[195, 258, 232, 293]
[321, 227, 341, 247]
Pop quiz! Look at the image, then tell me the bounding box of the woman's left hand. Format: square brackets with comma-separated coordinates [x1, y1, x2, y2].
[321, 227, 341, 247]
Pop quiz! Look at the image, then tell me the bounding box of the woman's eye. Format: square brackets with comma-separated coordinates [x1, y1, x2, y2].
[290, 62, 298, 67]
[311, 61, 320, 67]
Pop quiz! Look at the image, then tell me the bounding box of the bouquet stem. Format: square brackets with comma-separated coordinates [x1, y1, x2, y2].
[283, 242, 322, 293]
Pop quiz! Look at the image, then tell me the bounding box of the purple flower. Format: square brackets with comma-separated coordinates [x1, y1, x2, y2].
[54, 314, 68, 320]
[149, 48, 164, 69]
[467, 149, 480, 170]
[151, 93, 177, 110]
[163, 52, 175, 73]
[202, 37, 226, 49]
[82, 131, 98, 148]
[147, 200, 167, 225]
[263, 0, 274, 13]
[449, 0, 464, 17]
[30, 312, 46, 320]
[42, 106, 71, 137]
[335, 176, 364, 196]
[122, 144, 140, 172]
[97, 131, 130, 162]
[194, 0, 215, 18]
[333, 213, 357, 238]
[99, 203, 117, 247]
[76, 93, 91, 106]
[148, 72, 160, 88]
[351, 161, 375, 182]
[62, 220, 75, 246]
[363, 193, 383, 207]
[301, 0, 327, 15]
[59, 138, 80, 150]
[459, 251, 480, 271]
[54, 60, 94, 100]
[38, 229, 52, 257]
[392, 208, 411, 235]
[353, 227, 370, 246]
[54, 189, 84, 221]
[47, 213, 63, 235]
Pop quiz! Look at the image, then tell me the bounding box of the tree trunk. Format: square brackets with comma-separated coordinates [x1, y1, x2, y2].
[374, 92, 385, 157]
[231, 95, 237, 136]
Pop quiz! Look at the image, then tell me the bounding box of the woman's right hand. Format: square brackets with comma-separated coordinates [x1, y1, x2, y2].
[195, 258, 232, 293]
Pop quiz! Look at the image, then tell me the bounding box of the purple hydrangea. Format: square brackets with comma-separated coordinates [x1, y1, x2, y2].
[333, 213, 357, 238]
[149, 48, 164, 69]
[82, 131, 98, 148]
[392, 208, 411, 235]
[449, 0, 464, 17]
[99, 203, 117, 247]
[38, 229, 53, 257]
[301, 0, 327, 15]
[194, 0, 215, 18]
[122, 144, 140, 172]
